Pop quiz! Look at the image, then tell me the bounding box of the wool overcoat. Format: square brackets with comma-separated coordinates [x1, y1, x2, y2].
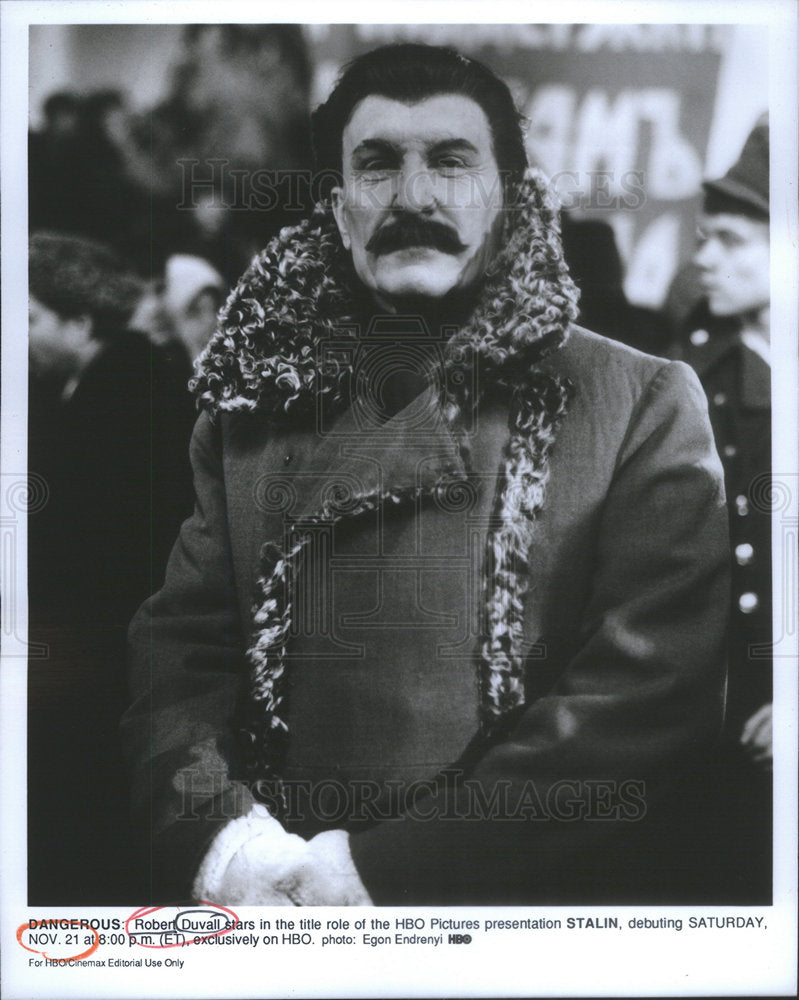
[122, 176, 729, 904]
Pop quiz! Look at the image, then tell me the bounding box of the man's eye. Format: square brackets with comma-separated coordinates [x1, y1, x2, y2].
[719, 233, 744, 249]
[358, 159, 393, 173]
[435, 155, 467, 170]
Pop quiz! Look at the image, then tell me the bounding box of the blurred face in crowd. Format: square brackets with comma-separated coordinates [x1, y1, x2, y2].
[102, 104, 129, 146]
[694, 212, 770, 319]
[331, 94, 505, 306]
[176, 289, 222, 361]
[28, 297, 92, 380]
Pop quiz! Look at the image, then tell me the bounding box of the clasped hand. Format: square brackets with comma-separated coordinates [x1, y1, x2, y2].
[196, 806, 372, 906]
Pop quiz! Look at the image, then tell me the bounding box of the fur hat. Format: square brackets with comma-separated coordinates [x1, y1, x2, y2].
[28, 232, 143, 338]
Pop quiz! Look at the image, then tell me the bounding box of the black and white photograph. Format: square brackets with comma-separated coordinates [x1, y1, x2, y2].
[1, 2, 797, 997]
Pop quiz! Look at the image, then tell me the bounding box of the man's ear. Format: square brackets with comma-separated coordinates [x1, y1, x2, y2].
[65, 313, 94, 346]
[330, 187, 351, 250]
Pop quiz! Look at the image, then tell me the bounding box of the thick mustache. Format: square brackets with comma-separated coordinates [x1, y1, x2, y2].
[365, 216, 468, 255]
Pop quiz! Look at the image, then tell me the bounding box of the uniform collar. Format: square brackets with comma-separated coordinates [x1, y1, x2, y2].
[682, 327, 740, 376]
[683, 327, 771, 410]
[739, 337, 771, 409]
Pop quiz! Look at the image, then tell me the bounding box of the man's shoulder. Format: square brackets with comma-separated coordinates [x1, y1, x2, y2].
[546, 324, 674, 388]
[541, 325, 707, 436]
[567, 322, 662, 361]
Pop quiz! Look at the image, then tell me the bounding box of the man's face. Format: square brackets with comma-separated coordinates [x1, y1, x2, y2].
[331, 94, 505, 306]
[694, 212, 770, 318]
[28, 296, 88, 380]
[178, 289, 222, 361]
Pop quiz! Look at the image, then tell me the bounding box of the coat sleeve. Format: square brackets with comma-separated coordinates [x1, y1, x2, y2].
[120, 410, 256, 900]
[348, 359, 731, 903]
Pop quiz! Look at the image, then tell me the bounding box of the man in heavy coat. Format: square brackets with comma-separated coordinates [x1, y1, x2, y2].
[122, 44, 729, 905]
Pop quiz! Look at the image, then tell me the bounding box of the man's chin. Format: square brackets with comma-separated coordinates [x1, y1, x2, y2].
[706, 296, 744, 318]
[371, 267, 465, 305]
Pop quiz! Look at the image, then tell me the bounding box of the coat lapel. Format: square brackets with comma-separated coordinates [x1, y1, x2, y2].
[293, 383, 469, 524]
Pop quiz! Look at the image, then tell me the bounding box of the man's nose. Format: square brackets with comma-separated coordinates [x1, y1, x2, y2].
[392, 164, 437, 213]
[694, 238, 718, 270]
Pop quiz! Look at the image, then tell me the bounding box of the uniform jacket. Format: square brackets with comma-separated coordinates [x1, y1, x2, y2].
[122, 173, 729, 904]
[671, 316, 771, 737]
[664, 312, 772, 905]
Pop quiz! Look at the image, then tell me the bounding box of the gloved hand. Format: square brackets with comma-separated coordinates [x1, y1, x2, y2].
[740, 702, 773, 770]
[275, 829, 373, 906]
[192, 805, 372, 906]
[192, 803, 310, 905]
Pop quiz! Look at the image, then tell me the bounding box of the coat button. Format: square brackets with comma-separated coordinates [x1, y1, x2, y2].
[690, 329, 710, 346]
[735, 542, 755, 565]
[723, 444, 738, 458]
[713, 392, 727, 406]
[284, 454, 292, 465]
[735, 495, 749, 516]
[738, 592, 759, 614]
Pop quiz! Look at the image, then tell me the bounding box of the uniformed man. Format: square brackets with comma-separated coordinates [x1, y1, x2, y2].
[671, 116, 772, 900]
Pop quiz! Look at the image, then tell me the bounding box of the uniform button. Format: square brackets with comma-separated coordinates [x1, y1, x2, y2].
[284, 454, 292, 465]
[738, 592, 759, 614]
[713, 392, 727, 406]
[735, 495, 749, 516]
[690, 329, 710, 346]
[723, 444, 738, 458]
[735, 543, 755, 565]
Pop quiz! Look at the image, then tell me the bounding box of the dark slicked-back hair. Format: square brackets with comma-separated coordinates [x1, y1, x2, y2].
[311, 43, 528, 202]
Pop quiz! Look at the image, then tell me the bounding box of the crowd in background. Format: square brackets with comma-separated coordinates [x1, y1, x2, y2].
[28, 27, 314, 628]
[30, 25, 314, 281]
[27, 25, 771, 905]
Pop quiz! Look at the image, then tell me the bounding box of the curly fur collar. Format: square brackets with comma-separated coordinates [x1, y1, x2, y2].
[192, 169, 578, 417]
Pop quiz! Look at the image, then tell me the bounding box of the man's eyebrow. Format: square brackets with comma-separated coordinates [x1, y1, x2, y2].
[427, 138, 480, 157]
[698, 223, 745, 239]
[349, 137, 482, 160]
[350, 139, 399, 160]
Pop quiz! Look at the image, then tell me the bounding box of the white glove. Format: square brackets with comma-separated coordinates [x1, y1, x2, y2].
[192, 804, 310, 905]
[740, 702, 773, 770]
[192, 806, 373, 906]
[275, 829, 373, 906]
